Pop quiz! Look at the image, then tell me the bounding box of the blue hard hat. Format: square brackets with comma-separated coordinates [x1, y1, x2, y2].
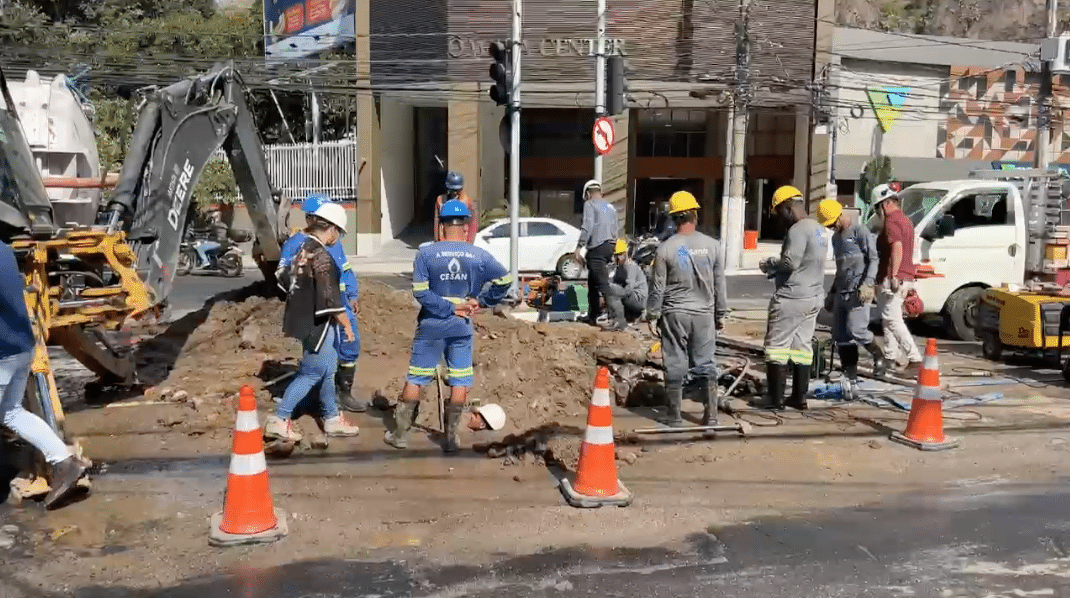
[439, 199, 471, 219]
[444, 171, 464, 191]
[301, 194, 331, 214]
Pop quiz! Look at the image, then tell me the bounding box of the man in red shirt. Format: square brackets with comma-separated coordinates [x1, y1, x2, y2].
[433, 171, 478, 243]
[873, 187, 923, 373]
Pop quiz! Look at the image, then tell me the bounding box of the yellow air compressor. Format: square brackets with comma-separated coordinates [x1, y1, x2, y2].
[977, 287, 1070, 379]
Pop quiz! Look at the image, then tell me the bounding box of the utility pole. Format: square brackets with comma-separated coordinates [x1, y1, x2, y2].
[593, 0, 606, 183]
[720, 100, 734, 259]
[1038, 0, 1059, 170]
[508, 0, 522, 295]
[725, 0, 751, 272]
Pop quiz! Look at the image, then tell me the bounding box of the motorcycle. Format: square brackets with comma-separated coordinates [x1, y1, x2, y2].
[176, 228, 251, 278]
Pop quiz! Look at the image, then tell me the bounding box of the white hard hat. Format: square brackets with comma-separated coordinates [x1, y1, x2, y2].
[582, 179, 602, 197]
[476, 403, 506, 431]
[871, 184, 896, 207]
[313, 202, 348, 234]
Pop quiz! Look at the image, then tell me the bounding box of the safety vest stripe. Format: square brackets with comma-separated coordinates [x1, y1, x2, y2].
[584, 425, 615, 445]
[493, 274, 513, 286]
[591, 387, 612, 408]
[229, 452, 267, 476]
[790, 350, 814, 364]
[412, 281, 430, 291]
[447, 367, 473, 376]
[408, 366, 436, 375]
[445, 297, 466, 304]
[235, 410, 260, 433]
[342, 262, 352, 271]
[915, 385, 942, 401]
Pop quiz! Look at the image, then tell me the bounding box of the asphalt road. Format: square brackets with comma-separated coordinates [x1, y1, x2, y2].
[57, 482, 1070, 597]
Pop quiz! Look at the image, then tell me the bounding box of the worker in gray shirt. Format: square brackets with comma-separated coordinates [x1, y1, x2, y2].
[645, 191, 727, 427]
[754, 186, 831, 411]
[574, 180, 618, 325]
[604, 238, 648, 331]
[823, 199, 887, 384]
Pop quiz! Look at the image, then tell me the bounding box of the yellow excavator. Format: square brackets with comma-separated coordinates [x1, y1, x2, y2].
[0, 62, 290, 492]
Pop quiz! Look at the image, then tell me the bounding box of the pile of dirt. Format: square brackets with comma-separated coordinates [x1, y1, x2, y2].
[139, 281, 645, 434]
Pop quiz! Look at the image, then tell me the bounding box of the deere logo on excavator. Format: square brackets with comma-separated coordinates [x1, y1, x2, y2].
[166, 158, 196, 230]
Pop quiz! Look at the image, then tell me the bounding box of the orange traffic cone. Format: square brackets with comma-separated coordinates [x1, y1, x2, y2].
[209, 385, 289, 547]
[559, 367, 633, 508]
[889, 339, 960, 451]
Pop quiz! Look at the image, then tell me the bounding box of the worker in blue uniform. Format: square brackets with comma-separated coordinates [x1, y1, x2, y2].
[278, 194, 367, 412]
[385, 199, 512, 453]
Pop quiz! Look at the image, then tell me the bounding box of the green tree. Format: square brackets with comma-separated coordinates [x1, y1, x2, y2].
[857, 156, 894, 221]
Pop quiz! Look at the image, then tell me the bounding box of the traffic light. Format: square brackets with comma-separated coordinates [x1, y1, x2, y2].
[605, 56, 627, 115]
[489, 41, 512, 106]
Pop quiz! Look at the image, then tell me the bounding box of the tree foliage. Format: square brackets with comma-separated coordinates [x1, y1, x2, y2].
[857, 156, 894, 221]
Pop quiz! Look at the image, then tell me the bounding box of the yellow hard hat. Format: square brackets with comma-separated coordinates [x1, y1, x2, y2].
[614, 238, 628, 254]
[816, 198, 843, 227]
[771, 185, 803, 209]
[668, 191, 700, 214]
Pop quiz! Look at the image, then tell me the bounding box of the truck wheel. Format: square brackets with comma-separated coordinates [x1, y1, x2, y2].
[980, 332, 1003, 361]
[944, 286, 984, 342]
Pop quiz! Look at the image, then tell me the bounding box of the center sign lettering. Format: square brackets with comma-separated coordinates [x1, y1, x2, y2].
[447, 36, 627, 58]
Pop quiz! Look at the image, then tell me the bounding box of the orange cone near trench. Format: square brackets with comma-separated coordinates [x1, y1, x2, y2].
[559, 367, 633, 508]
[890, 339, 960, 451]
[209, 385, 288, 547]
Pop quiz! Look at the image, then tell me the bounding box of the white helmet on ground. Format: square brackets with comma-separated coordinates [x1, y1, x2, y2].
[476, 403, 507, 431]
[582, 179, 602, 198]
[312, 202, 348, 234]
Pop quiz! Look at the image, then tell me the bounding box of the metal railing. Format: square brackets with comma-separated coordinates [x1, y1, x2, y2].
[213, 140, 359, 203]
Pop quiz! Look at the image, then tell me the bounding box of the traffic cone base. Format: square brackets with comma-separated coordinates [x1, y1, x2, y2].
[209, 385, 289, 547]
[559, 367, 634, 508]
[889, 339, 959, 452]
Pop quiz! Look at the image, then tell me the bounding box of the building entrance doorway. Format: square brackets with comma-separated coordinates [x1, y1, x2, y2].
[633, 177, 705, 235]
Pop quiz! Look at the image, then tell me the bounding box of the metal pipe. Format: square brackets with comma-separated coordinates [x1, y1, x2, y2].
[593, 0, 606, 183]
[507, 0, 522, 296]
[42, 175, 118, 189]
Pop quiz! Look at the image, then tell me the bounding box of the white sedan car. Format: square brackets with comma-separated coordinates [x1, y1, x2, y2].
[473, 217, 586, 279]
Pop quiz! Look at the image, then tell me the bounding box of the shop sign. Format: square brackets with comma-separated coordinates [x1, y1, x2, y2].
[447, 36, 627, 59]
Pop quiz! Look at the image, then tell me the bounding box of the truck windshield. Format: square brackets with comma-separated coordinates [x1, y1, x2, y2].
[867, 186, 947, 232]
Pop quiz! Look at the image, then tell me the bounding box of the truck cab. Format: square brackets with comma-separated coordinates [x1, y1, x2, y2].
[867, 178, 1027, 340]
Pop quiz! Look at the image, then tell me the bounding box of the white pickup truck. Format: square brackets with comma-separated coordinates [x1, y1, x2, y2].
[867, 169, 1068, 341]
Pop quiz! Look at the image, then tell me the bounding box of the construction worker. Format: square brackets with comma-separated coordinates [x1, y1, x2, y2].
[645, 191, 727, 427]
[872, 185, 923, 373]
[753, 186, 829, 411]
[821, 198, 887, 387]
[574, 179, 619, 325]
[268, 202, 359, 442]
[434, 171, 478, 243]
[0, 240, 88, 509]
[604, 238, 648, 331]
[386, 199, 511, 453]
[278, 194, 367, 412]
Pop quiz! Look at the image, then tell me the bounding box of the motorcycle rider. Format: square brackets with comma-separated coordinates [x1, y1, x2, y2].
[434, 171, 478, 244]
[278, 194, 368, 413]
[193, 210, 230, 267]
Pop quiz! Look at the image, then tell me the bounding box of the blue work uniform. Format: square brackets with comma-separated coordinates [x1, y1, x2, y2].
[407, 242, 511, 387]
[280, 232, 361, 364]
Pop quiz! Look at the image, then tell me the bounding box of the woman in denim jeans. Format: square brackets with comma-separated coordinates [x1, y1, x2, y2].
[0, 241, 86, 508]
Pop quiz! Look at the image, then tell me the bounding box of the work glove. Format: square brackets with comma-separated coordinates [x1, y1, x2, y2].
[858, 284, 876, 304]
[758, 257, 774, 274]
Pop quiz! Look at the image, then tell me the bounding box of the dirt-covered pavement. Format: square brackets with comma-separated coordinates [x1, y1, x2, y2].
[3, 280, 1070, 595]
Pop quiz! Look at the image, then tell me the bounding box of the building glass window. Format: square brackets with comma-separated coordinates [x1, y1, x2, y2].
[636, 109, 707, 158]
[521, 109, 592, 158]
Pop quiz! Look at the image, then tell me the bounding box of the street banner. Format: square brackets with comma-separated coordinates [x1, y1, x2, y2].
[264, 0, 356, 61]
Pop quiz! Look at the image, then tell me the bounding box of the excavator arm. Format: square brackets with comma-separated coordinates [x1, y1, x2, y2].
[106, 61, 286, 303]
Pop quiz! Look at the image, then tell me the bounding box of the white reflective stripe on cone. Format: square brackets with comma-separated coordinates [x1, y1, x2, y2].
[235, 410, 261, 432]
[923, 356, 939, 370]
[585, 425, 615, 445]
[591, 387, 612, 408]
[230, 452, 267, 476]
[914, 384, 942, 401]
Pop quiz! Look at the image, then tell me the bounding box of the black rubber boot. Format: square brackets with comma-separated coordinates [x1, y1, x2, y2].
[838, 344, 860, 382]
[864, 341, 887, 377]
[384, 401, 416, 449]
[750, 363, 787, 411]
[701, 382, 719, 426]
[786, 363, 811, 410]
[335, 364, 369, 413]
[659, 383, 685, 427]
[443, 404, 465, 453]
